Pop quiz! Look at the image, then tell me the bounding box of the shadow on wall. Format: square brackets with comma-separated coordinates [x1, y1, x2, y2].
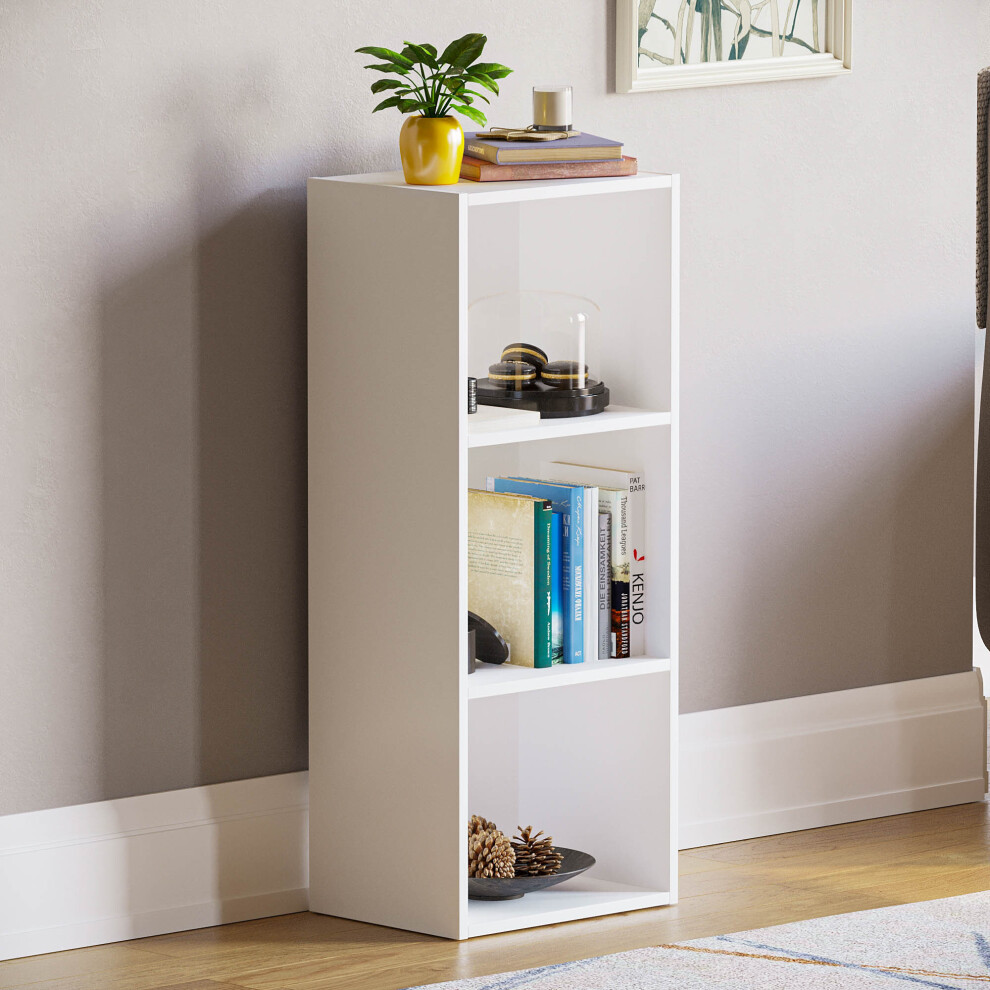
[717, 375, 973, 713]
[195, 183, 309, 786]
[99, 154, 311, 803]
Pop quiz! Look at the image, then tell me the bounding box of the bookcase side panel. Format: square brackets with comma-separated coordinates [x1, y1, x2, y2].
[667, 174, 681, 901]
[308, 180, 464, 938]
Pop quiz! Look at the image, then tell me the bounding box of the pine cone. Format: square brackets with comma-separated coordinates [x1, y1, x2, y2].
[511, 825, 563, 876]
[468, 814, 498, 837]
[468, 827, 516, 878]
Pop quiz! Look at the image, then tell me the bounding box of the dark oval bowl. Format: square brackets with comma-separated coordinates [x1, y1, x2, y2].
[468, 847, 596, 900]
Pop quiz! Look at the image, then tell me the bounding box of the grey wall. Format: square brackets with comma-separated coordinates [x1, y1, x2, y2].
[0, 1, 983, 816]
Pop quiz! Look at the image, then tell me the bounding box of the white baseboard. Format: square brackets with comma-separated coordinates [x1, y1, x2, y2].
[1, 671, 984, 959]
[0, 772, 308, 961]
[680, 669, 988, 849]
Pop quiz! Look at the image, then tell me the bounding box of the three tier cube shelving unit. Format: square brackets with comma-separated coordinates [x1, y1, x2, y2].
[308, 170, 679, 939]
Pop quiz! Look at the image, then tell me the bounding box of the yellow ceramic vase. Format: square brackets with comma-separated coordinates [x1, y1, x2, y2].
[399, 115, 464, 185]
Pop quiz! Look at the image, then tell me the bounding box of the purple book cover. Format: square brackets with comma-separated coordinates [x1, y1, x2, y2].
[464, 131, 622, 164]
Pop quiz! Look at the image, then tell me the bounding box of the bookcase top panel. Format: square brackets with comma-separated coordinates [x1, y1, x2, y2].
[311, 170, 674, 205]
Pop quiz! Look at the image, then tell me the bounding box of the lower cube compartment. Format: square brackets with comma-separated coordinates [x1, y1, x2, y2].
[467, 671, 674, 936]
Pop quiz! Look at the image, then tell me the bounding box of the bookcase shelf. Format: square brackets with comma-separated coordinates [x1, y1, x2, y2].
[469, 656, 671, 700]
[308, 169, 679, 940]
[467, 404, 670, 449]
[468, 881, 672, 938]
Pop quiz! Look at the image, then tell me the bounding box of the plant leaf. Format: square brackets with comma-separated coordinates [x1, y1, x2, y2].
[444, 79, 490, 102]
[370, 78, 407, 93]
[364, 62, 411, 74]
[465, 72, 499, 95]
[372, 95, 403, 113]
[355, 46, 414, 68]
[452, 103, 487, 126]
[445, 81, 490, 104]
[468, 62, 513, 78]
[439, 33, 487, 68]
[398, 98, 426, 114]
[402, 41, 438, 68]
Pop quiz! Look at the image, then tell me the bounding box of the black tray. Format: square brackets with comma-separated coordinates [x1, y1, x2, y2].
[476, 378, 609, 419]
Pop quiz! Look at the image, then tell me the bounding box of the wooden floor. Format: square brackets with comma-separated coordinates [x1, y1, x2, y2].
[1, 799, 988, 990]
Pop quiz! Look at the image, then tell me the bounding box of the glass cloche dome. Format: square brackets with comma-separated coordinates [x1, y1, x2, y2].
[469, 290, 609, 418]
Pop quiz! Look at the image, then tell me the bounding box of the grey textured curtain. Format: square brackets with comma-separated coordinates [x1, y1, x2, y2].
[975, 70, 990, 648]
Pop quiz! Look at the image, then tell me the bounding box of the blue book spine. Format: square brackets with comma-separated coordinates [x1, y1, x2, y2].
[566, 486, 584, 662]
[491, 478, 584, 663]
[550, 512, 563, 664]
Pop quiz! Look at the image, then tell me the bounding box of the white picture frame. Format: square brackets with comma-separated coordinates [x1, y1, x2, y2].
[616, 0, 852, 93]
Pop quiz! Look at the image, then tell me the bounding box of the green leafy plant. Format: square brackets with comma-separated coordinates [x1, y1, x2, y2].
[356, 33, 512, 128]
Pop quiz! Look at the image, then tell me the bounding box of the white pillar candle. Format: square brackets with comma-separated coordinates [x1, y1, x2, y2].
[532, 86, 573, 131]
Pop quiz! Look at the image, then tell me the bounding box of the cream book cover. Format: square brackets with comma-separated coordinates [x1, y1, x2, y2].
[468, 489, 542, 667]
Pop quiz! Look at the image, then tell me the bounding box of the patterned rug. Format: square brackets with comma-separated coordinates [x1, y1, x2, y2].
[409, 892, 990, 988]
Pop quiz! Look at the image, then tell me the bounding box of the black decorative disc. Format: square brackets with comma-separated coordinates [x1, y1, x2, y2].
[468, 612, 510, 665]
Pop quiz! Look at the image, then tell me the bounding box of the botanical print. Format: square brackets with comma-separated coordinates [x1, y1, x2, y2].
[638, 0, 825, 67]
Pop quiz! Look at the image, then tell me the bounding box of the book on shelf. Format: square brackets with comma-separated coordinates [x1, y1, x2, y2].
[558, 481, 599, 665]
[460, 155, 638, 183]
[599, 487, 630, 658]
[583, 485, 599, 664]
[488, 477, 584, 663]
[598, 511, 611, 660]
[564, 483, 628, 658]
[464, 131, 623, 165]
[504, 477, 599, 666]
[467, 489, 553, 668]
[542, 463, 645, 657]
[550, 512, 563, 663]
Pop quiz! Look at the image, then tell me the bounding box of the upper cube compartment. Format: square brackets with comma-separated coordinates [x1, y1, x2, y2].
[467, 185, 673, 416]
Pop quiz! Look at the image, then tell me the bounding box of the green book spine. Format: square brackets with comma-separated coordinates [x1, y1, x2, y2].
[534, 502, 553, 668]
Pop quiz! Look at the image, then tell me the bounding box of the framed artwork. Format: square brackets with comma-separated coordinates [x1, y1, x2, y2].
[616, 0, 851, 92]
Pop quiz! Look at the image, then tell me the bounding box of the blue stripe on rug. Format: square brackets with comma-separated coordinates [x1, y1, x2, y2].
[717, 935, 968, 990]
[974, 933, 990, 970]
[403, 959, 588, 990]
[472, 960, 587, 990]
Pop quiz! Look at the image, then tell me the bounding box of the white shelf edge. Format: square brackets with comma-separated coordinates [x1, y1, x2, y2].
[312, 171, 674, 206]
[467, 879, 671, 937]
[464, 173, 674, 206]
[468, 656, 671, 700]
[467, 405, 670, 449]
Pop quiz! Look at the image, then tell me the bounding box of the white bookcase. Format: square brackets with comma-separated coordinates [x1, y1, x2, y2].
[308, 170, 679, 940]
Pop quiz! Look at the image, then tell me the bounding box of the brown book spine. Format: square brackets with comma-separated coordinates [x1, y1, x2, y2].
[460, 155, 638, 183]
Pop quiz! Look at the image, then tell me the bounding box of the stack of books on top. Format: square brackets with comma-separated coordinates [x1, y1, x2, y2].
[460, 130, 636, 183]
[467, 463, 648, 668]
